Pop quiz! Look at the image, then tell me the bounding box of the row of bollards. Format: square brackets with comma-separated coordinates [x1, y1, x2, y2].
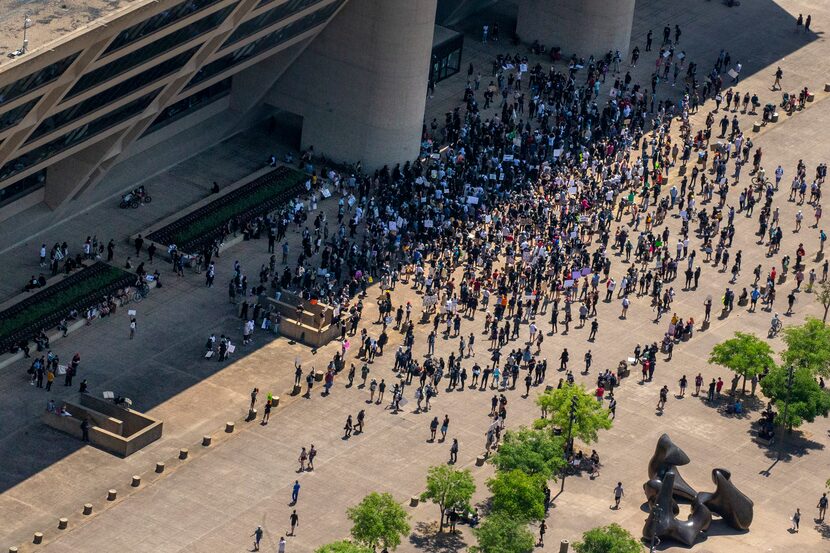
[15, 406, 254, 550]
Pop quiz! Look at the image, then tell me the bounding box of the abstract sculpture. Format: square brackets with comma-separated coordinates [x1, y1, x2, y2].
[698, 468, 754, 531]
[647, 433, 697, 500]
[643, 434, 753, 546]
[643, 471, 712, 546]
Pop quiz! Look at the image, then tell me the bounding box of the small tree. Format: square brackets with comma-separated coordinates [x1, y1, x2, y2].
[489, 427, 566, 480]
[816, 281, 830, 323]
[347, 492, 410, 551]
[574, 524, 644, 553]
[420, 465, 476, 531]
[760, 365, 830, 429]
[534, 384, 613, 445]
[782, 318, 830, 376]
[709, 332, 776, 393]
[316, 541, 373, 553]
[487, 469, 546, 523]
[472, 513, 535, 553]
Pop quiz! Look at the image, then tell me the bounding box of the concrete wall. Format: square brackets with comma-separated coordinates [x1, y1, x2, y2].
[516, 0, 636, 59]
[269, 0, 437, 169]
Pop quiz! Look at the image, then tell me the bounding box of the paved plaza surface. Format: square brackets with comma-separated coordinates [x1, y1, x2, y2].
[2, 0, 830, 552]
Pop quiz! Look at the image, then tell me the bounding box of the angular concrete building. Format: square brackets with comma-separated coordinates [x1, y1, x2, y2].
[0, 0, 637, 221]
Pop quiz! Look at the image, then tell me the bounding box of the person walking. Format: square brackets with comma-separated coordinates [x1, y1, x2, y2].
[657, 385, 669, 411]
[262, 399, 271, 425]
[308, 444, 316, 470]
[449, 438, 459, 464]
[251, 525, 263, 551]
[614, 482, 624, 509]
[679, 375, 687, 397]
[278, 536, 286, 553]
[791, 508, 801, 532]
[129, 317, 137, 339]
[818, 493, 828, 522]
[344, 414, 353, 438]
[440, 415, 450, 441]
[291, 480, 300, 504]
[298, 447, 307, 472]
[537, 520, 546, 546]
[289, 510, 299, 536]
[80, 418, 90, 442]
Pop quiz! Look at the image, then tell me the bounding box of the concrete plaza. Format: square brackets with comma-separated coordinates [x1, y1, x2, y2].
[2, 0, 830, 552]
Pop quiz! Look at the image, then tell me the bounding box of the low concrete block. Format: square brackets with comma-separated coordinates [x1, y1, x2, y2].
[225, 422, 235, 433]
[272, 396, 280, 408]
[771, 112, 779, 123]
[58, 517, 68, 529]
[752, 122, 761, 132]
[246, 408, 257, 421]
[179, 448, 189, 460]
[131, 475, 141, 487]
[10, 546, 19, 553]
[33, 532, 43, 544]
[314, 372, 324, 382]
[83, 503, 93, 515]
[156, 461, 165, 473]
[807, 92, 815, 102]
[202, 435, 212, 446]
[475, 455, 486, 466]
[560, 540, 570, 553]
[107, 489, 117, 501]
[410, 496, 419, 507]
[825, 83, 830, 92]
[292, 385, 302, 395]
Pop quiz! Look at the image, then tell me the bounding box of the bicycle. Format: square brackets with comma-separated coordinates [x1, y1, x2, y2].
[751, 175, 771, 187]
[132, 283, 150, 303]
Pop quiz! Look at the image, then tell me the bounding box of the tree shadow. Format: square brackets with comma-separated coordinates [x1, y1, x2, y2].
[409, 521, 469, 553]
[813, 521, 830, 539]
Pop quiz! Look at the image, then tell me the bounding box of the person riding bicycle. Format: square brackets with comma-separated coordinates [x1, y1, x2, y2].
[770, 312, 782, 334]
[756, 166, 766, 184]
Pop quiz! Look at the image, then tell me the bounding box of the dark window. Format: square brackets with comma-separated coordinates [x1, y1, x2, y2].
[143, 78, 231, 135]
[0, 97, 40, 134]
[188, 0, 343, 88]
[0, 168, 46, 208]
[0, 53, 80, 107]
[67, 6, 234, 100]
[104, 0, 225, 55]
[1, 89, 161, 182]
[224, 0, 325, 47]
[32, 48, 199, 143]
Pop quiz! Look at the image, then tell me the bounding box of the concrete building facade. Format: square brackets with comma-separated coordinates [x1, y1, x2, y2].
[0, 0, 639, 222]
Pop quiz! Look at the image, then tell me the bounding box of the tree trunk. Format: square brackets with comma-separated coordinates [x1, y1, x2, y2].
[741, 375, 747, 394]
[438, 507, 445, 531]
[824, 303, 829, 323]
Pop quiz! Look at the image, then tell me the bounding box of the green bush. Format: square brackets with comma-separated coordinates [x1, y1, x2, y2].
[0, 264, 131, 345]
[170, 170, 306, 246]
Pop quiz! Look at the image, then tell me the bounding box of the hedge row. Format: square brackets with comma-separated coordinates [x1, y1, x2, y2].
[147, 166, 307, 253]
[0, 263, 134, 352]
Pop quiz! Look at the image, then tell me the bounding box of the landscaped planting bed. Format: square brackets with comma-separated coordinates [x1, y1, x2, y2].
[147, 166, 307, 254]
[0, 262, 135, 353]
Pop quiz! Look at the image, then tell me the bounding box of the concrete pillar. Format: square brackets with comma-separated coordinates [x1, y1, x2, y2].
[271, 0, 437, 169]
[516, 0, 636, 59]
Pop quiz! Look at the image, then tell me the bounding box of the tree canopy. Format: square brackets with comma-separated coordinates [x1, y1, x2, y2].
[347, 492, 410, 551]
[420, 465, 476, 531]
[534, 384, 613, 444]
[315, 540, 373, 553]
[489, 427, 566, 480]
[573, 524, 644, 553]
[709, 332, 776, 392]
[815, 281, 830, 323]
[781, 317, 830, 376]
[472, 513, 535, 553]
[487, 469, 546, 523]
[760, 365, 830, 429]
